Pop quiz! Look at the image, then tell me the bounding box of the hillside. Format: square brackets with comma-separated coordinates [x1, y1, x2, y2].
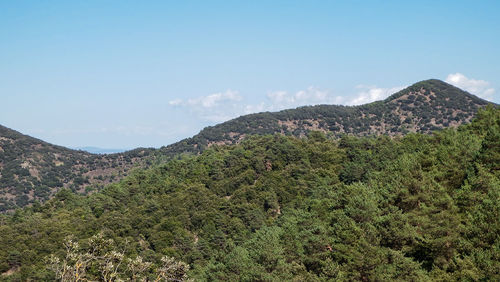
[0, 126, 155, 211]
[0, 79, 494, 211]
[0, 107, 498, 280]
[158, 79, 492, 157]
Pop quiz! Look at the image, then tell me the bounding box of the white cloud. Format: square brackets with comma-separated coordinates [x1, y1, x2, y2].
[266, 87, 345, 110]
[169, 87, 347, 123]
[266, 85, 407, 109]
[244, 103, 267, 114]
[187, 90, 242, 108]
[445, 73, 495, 100]
[168, 99, 183, 106]
[267, 90, 289, 104]
[168, 90, 244, 122]
[168, 90, 242, 109]
[168, 85, 407, 123]
[200, 114, 236, 123]
[348, 85, 405, 106]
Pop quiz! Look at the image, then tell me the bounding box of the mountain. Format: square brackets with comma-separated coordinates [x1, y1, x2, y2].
[71, 147, 129, 154]
[1, 107, 498, 280]
[0, 126, 155, 211]
[0, 79, 494, 211]
[158, 79, 493, 157]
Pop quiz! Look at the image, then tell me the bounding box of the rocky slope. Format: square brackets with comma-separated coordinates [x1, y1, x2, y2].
[0, 127, 154, 211]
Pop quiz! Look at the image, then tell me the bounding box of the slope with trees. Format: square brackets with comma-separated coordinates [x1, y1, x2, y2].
[0, 79, 494, 211]
[0, 125, 155, 211]
[0, 106, 498, 280]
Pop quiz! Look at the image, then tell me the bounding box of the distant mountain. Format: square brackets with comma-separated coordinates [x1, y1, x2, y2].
[72, 147, 130, 154]
[0, 79, 494, 211]
[0, 126, 155, 211]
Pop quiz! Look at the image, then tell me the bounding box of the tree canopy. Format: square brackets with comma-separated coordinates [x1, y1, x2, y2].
[0, 107, 498, 281]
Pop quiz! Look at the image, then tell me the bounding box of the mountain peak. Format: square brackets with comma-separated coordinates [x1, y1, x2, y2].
[385, 79, 488, 104]
[159, 79, 493, 157]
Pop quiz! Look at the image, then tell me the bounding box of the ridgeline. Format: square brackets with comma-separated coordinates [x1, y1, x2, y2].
[0, 79, 494, 211]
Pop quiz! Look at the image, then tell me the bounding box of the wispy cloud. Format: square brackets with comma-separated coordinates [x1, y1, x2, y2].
[266, 87, 345, 110]
[169, 90, 243, 122]
[348, 85, 405, 105]
[445, 73, 495, 101]
[265, 84, 405, 108]
[168, 85, 409, 123]
[169, 90, 242, 109]
[168, 99, 183, 106]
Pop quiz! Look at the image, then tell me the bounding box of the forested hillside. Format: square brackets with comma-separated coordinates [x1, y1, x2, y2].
[1, 106, 498, 281]
[0, 125, 155, 211]
[0, 79, 494, 211]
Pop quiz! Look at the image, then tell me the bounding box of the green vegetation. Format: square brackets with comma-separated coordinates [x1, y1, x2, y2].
[0, 79, 494, 211]
[0, 106, 498, 281]
[0, 125, 155, 211]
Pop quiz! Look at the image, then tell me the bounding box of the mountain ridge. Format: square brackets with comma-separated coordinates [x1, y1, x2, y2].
[157, 79, 493, 156]
[0, 124, 155, 210]
[71, 147, 129, 154]
[0, 79, 495, 210]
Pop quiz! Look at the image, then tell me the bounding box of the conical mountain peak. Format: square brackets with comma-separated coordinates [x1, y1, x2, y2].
[385, 79, 488, 105]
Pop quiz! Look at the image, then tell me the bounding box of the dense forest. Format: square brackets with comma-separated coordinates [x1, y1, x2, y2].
[0, 79, 493, 212]
[1, 106, 498, 281]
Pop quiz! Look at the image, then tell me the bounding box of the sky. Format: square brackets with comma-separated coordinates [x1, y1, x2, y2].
[1, 1, 499, 149]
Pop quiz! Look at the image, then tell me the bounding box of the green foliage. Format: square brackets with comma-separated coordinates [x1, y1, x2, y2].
[0, 124, 156, 211]
[0, 107, 498, 281]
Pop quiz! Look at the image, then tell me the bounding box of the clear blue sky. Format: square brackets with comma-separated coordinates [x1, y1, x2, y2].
[1, 0, 499, 149]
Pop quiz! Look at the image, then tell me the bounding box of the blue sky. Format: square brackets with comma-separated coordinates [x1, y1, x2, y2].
[1, 1, 499, 149]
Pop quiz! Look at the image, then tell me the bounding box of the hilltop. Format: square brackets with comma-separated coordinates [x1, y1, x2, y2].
[0, 126, 155, 211]
[0, 79, 494, 210]
[159, 79, 492, 156]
